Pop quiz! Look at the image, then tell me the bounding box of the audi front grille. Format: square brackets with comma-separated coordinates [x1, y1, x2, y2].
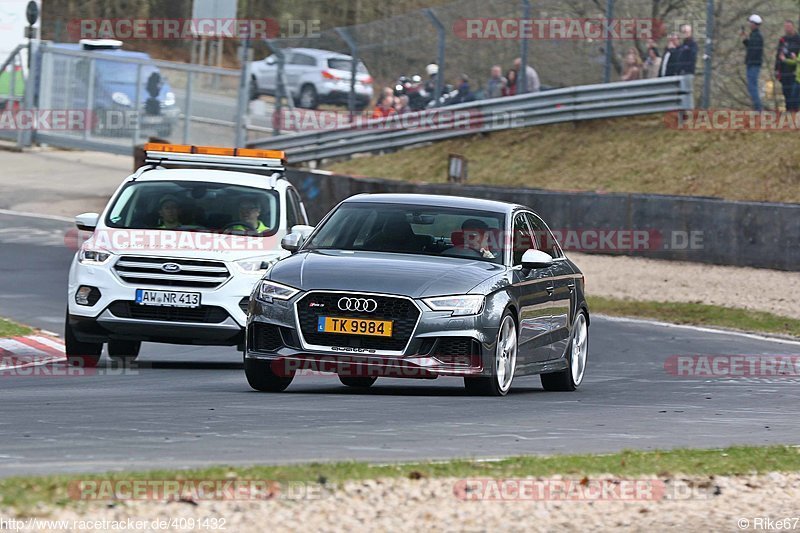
[114, 256, 230, 288]
[295, 292, 420, 352]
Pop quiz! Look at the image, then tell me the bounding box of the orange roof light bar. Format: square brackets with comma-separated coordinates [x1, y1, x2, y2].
[144, 143, 285, 161]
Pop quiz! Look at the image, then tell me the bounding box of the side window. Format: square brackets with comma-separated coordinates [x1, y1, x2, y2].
[526, 213, 561, 258]
[512, 213, 536, 265]
[287, 188, 307, 225]
[285, 190, 299, 229]
[291, 53, 316, 66]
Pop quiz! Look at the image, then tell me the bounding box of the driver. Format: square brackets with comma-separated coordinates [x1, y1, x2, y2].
[229, 198, 269, 233]
[157, 195, 182, 229]
[460, 218, 495, 259]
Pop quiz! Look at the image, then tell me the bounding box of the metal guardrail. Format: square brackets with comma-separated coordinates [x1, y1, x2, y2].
[249, 75, 694, 164]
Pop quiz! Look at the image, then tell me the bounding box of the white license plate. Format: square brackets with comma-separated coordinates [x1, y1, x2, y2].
[135, 289, 201, 308]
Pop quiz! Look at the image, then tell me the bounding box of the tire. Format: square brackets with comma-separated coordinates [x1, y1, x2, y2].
[107, 340, 141, 363]
[541, 311, 588, 392]
[464, 311, 517, 396]
[338, 375, 377, 388]
[64, 311, 102, 368]
[298, 85, 318, 109]
[244, 356, 294, 392]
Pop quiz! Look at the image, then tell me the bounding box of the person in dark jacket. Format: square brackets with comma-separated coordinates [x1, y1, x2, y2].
[774, 20, 800, 111]
[742, 14, 764, 111]
[659, 33, 681, 77]
[674, 25, 698, 75]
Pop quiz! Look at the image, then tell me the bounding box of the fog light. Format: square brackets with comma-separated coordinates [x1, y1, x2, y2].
[75, 286, 101, 306]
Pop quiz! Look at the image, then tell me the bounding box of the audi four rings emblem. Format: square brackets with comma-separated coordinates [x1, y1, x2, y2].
[338, 297, 378, 313]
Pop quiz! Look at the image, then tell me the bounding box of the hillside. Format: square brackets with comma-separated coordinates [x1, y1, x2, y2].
[327, 115, 800, 204]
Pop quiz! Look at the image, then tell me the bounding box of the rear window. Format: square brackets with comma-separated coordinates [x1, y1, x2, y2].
[327, 58, 368, 73]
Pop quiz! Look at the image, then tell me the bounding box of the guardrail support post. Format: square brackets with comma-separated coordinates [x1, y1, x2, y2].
[518, 0, 531, 93]
[334, 27, 359, 122]
[603, 0, 615, 83]
[424, 8, 445, 107]
[701, 0, 714, 109]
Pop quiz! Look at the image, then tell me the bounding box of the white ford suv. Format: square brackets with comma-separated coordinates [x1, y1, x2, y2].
[65, 143, 311, 366]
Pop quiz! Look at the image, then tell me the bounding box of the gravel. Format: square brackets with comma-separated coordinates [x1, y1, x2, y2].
[6, 473, 800, 532]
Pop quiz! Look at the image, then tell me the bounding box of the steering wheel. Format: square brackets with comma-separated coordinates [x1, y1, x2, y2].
[222, 220, 257, 233]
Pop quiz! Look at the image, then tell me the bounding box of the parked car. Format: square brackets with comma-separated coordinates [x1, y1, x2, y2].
[250, 47, 374, 110]
[244, 193, 589, 396]
[66, 143, 311, 367]
[44, 39, 179, 137]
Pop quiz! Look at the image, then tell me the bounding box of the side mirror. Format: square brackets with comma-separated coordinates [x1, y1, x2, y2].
[281, 225, 315, 253]
[75, 213, 100, 232]
[521, 249, 553, 269]
[265, 55, 276, 65]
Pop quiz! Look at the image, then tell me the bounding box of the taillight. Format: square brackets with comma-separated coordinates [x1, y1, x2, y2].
[364, 76, 373, 85]
[322, 70, 338, 80]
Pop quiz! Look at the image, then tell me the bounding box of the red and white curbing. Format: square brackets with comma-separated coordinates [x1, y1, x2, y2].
[0, 334, 66, 370]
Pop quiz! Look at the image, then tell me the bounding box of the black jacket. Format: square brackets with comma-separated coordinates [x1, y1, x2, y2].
[659, 46, 678, 76]
[743, 28, 764, 66]
[674, 38, 698, 75]
[775, 33, 800, 81]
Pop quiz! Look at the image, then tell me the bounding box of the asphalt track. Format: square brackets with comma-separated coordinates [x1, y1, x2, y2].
[1, 212, 799, 477]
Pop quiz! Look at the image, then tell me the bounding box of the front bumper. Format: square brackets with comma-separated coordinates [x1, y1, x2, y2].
[244, 293, 499, 378]
[67, 256, 259, 346]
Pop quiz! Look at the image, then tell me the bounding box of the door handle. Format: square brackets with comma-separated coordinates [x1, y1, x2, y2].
[545, 284, 555, 295]
[567, 282, 575, 292]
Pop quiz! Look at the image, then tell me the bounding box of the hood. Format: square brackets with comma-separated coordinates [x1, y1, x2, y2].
[268, 250, 505, 298]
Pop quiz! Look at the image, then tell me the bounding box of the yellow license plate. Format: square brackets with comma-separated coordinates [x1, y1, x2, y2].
[317, 316, 393, 337]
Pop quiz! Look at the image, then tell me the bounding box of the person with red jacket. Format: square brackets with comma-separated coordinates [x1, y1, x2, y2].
[372, 93, 396, 119]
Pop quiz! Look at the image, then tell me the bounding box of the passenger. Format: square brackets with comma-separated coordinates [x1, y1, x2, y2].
[157, 195, 182, 229]
[229, 198, 269, 233]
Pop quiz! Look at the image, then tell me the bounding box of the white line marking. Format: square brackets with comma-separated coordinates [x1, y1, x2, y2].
[595, 314, 800, 347]
[28, 335, 65, 352]
[0, 208, 73, 223]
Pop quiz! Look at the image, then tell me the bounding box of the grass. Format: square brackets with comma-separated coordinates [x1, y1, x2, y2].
[327, 115, 800, 204]
[0, 318, 32, 338]
[2, 445, 800, 513]
[589, 296, 800, 338]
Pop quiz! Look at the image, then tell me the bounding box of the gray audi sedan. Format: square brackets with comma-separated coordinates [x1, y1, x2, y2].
[244, 194, 589, 396]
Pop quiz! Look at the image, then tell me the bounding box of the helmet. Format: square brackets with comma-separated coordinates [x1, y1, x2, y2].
[425, 63, 439, 76]
[748, 14, 762, 25]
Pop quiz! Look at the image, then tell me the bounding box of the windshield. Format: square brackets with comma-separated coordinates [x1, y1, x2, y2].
[304, 202, 506, 264]
[97, 61, 159, 84]
[105, 180, 280, 236]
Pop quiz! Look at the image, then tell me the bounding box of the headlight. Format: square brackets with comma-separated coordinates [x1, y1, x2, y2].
[423, 295, 485, 316]
[163, 91, 176, 107]
[235, 257, 279, 275]
[78, 247, 113, 265]
[256, 280, 299, 302]
[111, 92, 131, 106]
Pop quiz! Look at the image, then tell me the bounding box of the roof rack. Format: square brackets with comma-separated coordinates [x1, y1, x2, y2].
[143, 143, 286, 173]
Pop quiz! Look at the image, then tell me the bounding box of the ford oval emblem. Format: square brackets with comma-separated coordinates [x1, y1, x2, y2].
[161, 262, 181, 273]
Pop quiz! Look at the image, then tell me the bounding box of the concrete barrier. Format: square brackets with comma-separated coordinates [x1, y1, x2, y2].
[285, 169, 800, 271]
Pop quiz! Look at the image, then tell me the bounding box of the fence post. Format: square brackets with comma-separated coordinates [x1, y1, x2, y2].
[603, 0, 615, 83]
[83, 57, 96, 142]
[132, 63, 142, 146]
[266, 39, 290, 136]
[334, 27, 359, 122]
[182, 70, 193, 144]
[424, 8, 445, 106]
[19, 40, 39, 147]
[518, 0, 531, 93]
[234, 26, 252, 148]
[701, 0, 714, 109]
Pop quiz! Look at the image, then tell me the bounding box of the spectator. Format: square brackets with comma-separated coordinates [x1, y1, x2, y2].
[372, 93, 396, 119]
[644, 46, 662, 79]
[513, 57, 541, 92]
[502, 69, 517, 96]
[485, 65, 507, 99]
[674, 24, 698, 75]
[659, 33, 681, 77]
[424, 63, 439, 95]
[775, 20, 800, 111]
[453, 74, 475, 104]
[742, 14, 764, 112]
[621, 48, 643, 81]
[395, 94, 410, 115]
